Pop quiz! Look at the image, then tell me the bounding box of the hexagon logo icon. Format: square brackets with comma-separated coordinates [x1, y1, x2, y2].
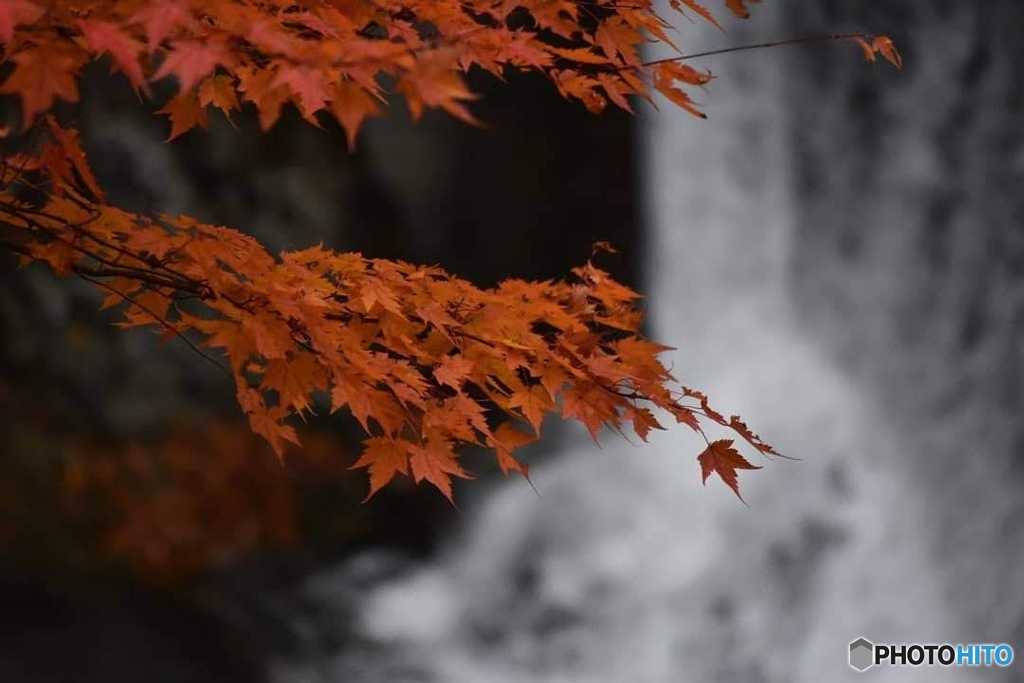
[849, 637, 874, 672]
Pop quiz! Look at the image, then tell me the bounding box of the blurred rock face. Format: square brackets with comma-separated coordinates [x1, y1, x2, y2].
[785, 0, 1024, 645]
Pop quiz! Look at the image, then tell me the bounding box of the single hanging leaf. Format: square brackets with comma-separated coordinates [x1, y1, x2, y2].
[872, 35, 902, 69]
[697, 439, 761, 501]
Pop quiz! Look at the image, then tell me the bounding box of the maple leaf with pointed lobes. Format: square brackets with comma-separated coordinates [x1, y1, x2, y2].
[594, 16, 641, 65]
[235, 64, 290, 131]
[491, 422, 537, 478]
[0, 47, 84, 125]
[77, 19, 149, 96]
[433, 354, 475, 390]
[156, 90, 208, 140]
[247, 406, 300, 460]
[625, 405, 664, 442]
[182, 314, 254, 373]
[350, 436, 410, 502]
[152, 41, 233, 93]
[698, 439, 761, 501]
[408, 438, 472, 503]
[273, 64, 328, 121]
[397, 57, 481, 124]
[328, 79, 383, 150]
[507, 384, 553, 435]
[129, 0, 194, 49]
[260, 352, 326, 415]
[198, 74, 240, 119]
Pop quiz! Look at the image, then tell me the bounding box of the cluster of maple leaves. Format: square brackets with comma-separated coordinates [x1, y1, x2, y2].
[0, 0, 899, 502]
[0, 0, 759, 140]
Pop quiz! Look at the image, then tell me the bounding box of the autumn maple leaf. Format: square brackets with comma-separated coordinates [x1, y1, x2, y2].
[152, 41, 233, 93]
[0, 47, 83, 124]
[697, 439, 761, 501]
[351, 436, 410, 502]
[853, 35, 903, 69]
[77, 19, 149, 96]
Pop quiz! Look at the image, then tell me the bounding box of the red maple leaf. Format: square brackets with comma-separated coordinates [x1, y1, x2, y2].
[77, 19, 148, 95]
[152, 40, 232, 93]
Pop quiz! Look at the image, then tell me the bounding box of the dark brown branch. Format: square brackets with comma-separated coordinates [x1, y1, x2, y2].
[642, 32, 876, 67]
[79, 272, 233, 380]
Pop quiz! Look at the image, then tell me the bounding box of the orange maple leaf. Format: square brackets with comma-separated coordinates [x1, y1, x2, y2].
[156, 90, 208, 140]
[433, 354, 475, 390]
[247, 406, 300, 460]
[853, 35, 903, 69]
[197, 74, 240, 119]
[625, 405, 664, 442]
[350, 436, 410, 502]
[507, 384, 553, 435]
[697, 439, 761, 501]
[260, 352, 326, 415]
[491, 422, 537, 478]
[328, 79, 383, 149]
[408, 439, 471, 503]
[0, 46, 83, 124]
[397, 56, 481, 124]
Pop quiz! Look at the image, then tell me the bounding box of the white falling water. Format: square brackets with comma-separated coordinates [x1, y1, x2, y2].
[286, 5, 997, 682]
